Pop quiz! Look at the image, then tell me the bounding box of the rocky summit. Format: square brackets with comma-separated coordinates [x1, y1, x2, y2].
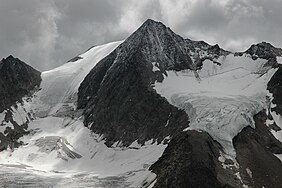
[0, 19, 282, 188]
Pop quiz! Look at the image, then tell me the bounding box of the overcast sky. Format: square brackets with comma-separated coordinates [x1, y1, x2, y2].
[0, 0, 282, 71]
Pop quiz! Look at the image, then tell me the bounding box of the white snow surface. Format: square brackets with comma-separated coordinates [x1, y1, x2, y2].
[277, 56, 282, 64]
[155, 54, 277, 157]
[34, 41, 122, 117]
[0, 40, 165, 187]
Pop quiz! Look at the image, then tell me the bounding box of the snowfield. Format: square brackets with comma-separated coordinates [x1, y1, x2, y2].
[155, 54, 278, 157]
[0, 116, 165, 187]
[33, 41, 122, 117]
[0, 41, 165, 187]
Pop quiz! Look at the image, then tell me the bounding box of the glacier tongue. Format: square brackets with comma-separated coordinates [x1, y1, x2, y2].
[173, 94, 265, 156]
[155, 54, 277, 157]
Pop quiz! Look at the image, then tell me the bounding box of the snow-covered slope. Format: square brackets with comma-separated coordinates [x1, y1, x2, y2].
[33, 41, 122, 117]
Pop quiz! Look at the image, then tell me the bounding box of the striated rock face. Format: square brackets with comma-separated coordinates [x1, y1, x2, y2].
[0, 55, 41, 112]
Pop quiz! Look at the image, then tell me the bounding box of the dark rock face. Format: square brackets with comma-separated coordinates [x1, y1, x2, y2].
[150, 131, 238, 188]
[268, 65, 282, 115]
[0, 55, 41, 150]
[233, 111, 282, 188]
[78, 19, 193, 146]
[0, 55, 41, 112]
[252, 111, 282, 153]
[245, 42, 282, 65]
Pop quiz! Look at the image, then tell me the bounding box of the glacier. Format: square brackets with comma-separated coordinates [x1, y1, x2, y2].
[154, 54, 278, 157]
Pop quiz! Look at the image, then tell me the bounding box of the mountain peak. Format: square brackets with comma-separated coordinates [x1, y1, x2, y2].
[141, 19, 166, 28]
[6, 55, 15, 59]
[1, 55, 23, 65]
[251, 41, 278, 51]
[245, 41, 282, 60]
[0, 55, 41, 113]
[128, 19, 178, 42]
[1, 55, 15, 63]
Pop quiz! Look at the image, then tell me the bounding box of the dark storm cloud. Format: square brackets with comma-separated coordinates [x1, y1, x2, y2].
[0, 0, 127, 70]
[52, 0, 128, 70]
[0, 0, 60, 70]
[168, 0, 282, 51]
[0, 0, 282, 71]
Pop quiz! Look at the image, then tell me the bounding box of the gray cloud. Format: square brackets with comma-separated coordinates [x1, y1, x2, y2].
[0, 0, 281, 71]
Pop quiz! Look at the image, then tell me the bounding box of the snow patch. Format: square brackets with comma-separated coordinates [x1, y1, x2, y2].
[152, 62, 160, 72]
[277, 56, 282, 64]
[246, 168, 252, 178]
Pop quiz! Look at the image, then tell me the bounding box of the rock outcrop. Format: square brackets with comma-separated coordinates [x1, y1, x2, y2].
[0, 55, 41, 112]
[150, 131, 240, 188]
[233, 111, 282, 188]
